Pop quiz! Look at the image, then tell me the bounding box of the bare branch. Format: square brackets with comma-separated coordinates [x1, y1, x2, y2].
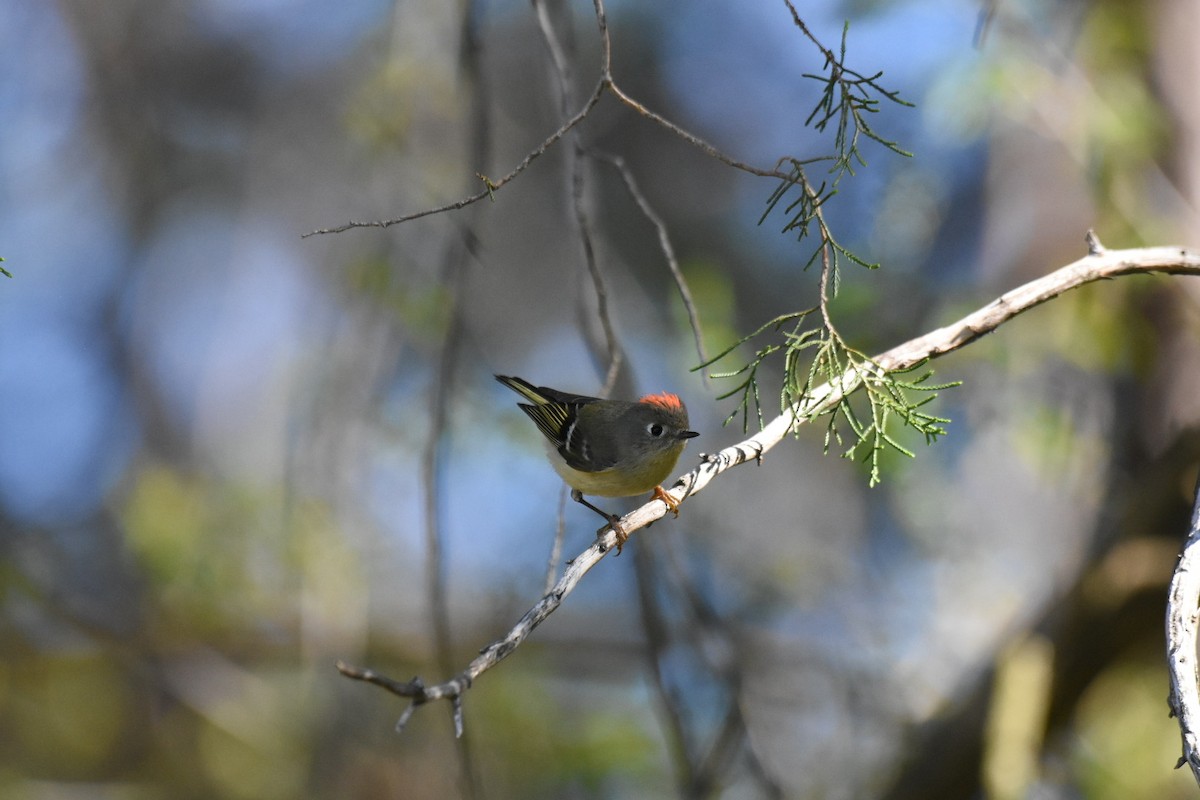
[571, 152, 624, 394]
[531, 0, 624, 393]
[338, 530, 616, 731]
[633, 534, 783, 796]
[414, 3, 490, 793]
[301, 80, 608, 238]
[604, 80, 790, 180]
[633, 544, 700, 783]
[542, 485, 569, 595]
[341, 234, 1200, 733]
[1167, 470, 1200, 785]
[305, 0, 808, 241]
[654, 237, 1200, 536]
[593, 151, 711, 372]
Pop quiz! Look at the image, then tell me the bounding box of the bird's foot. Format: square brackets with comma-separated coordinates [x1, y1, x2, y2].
[604, 516, 629, 555]
[652, 485, 681, 517]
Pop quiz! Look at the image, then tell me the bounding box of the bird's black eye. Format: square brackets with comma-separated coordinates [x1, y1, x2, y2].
[647, 423, 664, 437]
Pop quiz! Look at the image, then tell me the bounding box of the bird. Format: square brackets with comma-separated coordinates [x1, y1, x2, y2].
[496, 374, 699, 552]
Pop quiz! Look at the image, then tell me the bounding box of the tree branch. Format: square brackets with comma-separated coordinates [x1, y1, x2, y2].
[338, 535, 616, 733]
[1167, 466, 1200, 785]
[592, 151, 712, 372]
[301, 79, 608, 238]
[412, 2, 490, 793]
[338, 233, 1200, 733]
[302, 0, 802, 240]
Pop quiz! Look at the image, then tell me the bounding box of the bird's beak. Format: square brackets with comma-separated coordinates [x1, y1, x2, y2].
[680, 430, 700, 439]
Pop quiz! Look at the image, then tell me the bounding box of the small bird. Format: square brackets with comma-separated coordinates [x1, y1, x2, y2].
[496, 375, 699, 552]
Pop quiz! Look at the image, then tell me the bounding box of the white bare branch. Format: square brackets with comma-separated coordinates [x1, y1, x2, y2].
[339, 233, 1200, 735]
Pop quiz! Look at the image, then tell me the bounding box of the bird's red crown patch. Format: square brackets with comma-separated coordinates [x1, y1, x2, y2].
[639, 392, 684, 412]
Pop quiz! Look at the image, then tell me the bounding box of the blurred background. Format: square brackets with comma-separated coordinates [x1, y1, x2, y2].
[4, 0, 1200, 797]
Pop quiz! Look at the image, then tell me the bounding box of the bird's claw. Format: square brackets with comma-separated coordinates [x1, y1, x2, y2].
[612, 520, 629, 555]
[599, 488, 681, 556]
[652, 485, 682, 517]
[597, 516, 628, 555]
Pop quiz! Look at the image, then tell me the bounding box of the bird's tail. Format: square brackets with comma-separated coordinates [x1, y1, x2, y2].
[494, 374, 547, 404]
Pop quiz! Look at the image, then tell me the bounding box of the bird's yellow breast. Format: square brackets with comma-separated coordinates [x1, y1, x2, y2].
[546, 440, 685, 497]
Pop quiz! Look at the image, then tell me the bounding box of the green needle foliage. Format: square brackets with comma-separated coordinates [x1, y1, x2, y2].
[815, 356, 960, 487]
[703, 309, 819, 433]
[697, 17, 957, 486]
[804, 22, 914, 182]
[0, 257, 9, 279]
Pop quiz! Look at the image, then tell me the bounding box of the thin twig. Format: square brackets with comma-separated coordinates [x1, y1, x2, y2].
[532, 0, 573, 96]
[543, 485, 569, 595]
[573, 156, 624, 395]
[531, 0, 624, 394]
[412, 4, 490, 793]
[593, 151, 711, 373]
[420, 121, 468, 692]
[654, 532, 783, 797]
[302, 79, 608, 238]
[633, 543, 700, 786]
[604, 80, 791, 180]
